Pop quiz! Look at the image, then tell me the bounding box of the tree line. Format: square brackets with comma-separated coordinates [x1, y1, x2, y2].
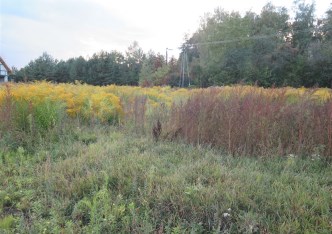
[14, 41, 179, 86]
[183, 0, 332, 87]
[13, 1, 332, 88]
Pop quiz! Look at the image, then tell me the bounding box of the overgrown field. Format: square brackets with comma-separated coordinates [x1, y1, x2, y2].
[1, 82, 332, 157]
[0, 82, 332, 233]
[1, 125, 331, 233]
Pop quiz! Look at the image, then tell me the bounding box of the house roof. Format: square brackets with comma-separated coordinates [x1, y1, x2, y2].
[0, 56, 12, 74]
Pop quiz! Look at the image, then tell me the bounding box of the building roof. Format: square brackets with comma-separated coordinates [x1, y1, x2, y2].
[0, 56, 12, 74]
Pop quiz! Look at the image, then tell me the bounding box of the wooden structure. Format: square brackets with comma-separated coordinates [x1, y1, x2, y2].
[0, 56, 12, 83]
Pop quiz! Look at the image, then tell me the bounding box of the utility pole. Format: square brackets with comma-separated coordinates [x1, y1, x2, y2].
[179, 50, 190, 87]
[166, 48, 172, 65]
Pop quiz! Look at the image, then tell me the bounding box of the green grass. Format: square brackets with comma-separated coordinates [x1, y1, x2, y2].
[0, 126, 331, 233]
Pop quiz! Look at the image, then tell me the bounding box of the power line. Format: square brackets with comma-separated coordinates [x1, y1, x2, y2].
[181, 28, 319, 47]
[185, 34, 277, 46]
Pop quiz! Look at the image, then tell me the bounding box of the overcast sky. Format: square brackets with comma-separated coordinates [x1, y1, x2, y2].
[0, 0, 331, 68]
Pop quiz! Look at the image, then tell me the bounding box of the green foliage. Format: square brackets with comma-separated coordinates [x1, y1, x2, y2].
[5, 98, 66, 152]
[292, 0, 315, 53]
[184, 1, 332, 88]
[16, 43, 159, 86]
[12, 98, 64, 133]
[33, 99, 65, 131]
[22, 52, 57, 81]
[15, 42, 182, 87]
[0, 215, 17, 230]
[139, 51, 175, 87]
[139, 58, 155, 86]
[72, 198, 92, 225]
[0, 125, 331, 233]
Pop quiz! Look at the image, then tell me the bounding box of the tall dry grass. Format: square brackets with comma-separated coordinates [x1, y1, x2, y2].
[166, 86, 332, 158]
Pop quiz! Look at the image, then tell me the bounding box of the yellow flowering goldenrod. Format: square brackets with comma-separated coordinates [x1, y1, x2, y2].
[312, 88, 332, 102]
[1, 82, 332, 125]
